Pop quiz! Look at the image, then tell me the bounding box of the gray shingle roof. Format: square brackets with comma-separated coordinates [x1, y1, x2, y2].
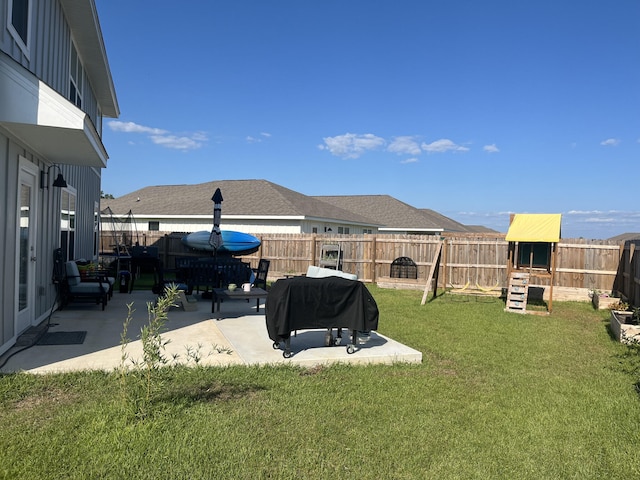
[313, 195, 442, 231]
[101, 180, 378, 225]
[608, 232, 640, 242]
[418, 209, 470, 232]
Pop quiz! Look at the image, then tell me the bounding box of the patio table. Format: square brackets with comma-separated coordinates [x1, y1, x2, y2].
[212, 287, 268, 315]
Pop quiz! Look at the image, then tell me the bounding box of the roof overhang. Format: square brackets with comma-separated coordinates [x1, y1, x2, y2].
[505, 214, 562, 242]
[0, 52, 108, 167]
[59, 0, 119, 118]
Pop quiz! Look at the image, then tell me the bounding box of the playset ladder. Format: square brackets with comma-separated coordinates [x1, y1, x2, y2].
[505, 272, 530, 313]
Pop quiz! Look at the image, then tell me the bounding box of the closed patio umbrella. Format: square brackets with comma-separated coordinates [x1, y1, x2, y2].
[208, 188, 224, 252]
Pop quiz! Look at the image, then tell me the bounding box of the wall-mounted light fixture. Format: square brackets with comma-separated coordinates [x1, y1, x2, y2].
[40, 164, 67, 189]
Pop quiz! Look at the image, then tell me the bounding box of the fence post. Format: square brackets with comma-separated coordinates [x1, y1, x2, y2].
[441, 238, 448, 290]
[310, 234, 317, 267]
[371, 235, 377, 282]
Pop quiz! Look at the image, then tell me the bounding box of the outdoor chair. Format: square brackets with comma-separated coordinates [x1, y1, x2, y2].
[60, 261, 110, 310]
[187, 257, 253, 293]
[152, 260, 190, 295]
[252, 259, 270, 290]
[76, 260, 115, 299]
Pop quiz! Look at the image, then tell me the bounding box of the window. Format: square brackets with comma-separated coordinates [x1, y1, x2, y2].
[60, 189, 76, 261]
[363, 228, 372, 234]
[69, 42, 83, 108]
[337, 227, 350, 234]
[93, 201, 100, 258]
[517, 242, 551, 269]
[148, 221, 160, 231]
[8, 0, 31, 57]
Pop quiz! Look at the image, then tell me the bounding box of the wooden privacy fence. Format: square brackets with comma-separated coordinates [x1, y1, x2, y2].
[101, 232, 639, 304]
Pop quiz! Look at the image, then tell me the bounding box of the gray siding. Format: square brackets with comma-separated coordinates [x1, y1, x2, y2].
[0, 126, 102, 349]
[59, 163, 102, 260]
[1, 0, 114, 353]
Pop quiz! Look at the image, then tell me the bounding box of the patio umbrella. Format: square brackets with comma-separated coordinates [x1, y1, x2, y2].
[208, 188, 224, 252]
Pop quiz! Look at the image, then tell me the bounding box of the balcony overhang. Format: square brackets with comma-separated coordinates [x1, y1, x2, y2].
[0, 53, 108, 168]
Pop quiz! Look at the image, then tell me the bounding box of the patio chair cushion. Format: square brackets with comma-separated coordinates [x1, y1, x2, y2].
[65, 261, 83, 286]
[62, 261, 109, 310]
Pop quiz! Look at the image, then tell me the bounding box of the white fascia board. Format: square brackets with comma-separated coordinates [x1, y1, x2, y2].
[0, 53, 108, 167]
[223, 215, 306, 221]
[379, 227, 444, 233]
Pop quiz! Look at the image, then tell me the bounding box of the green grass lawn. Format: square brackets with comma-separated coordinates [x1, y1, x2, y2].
[1, 287, 640, 479]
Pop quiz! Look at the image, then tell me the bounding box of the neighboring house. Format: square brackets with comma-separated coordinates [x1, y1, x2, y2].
[0, 0, 119, 355]
[608, 233, 640, 242]
[101, 179, 479, 237]
[315, 195, 445, 235]
[101, 180, 382, 235]
[418, 209, 499, 234]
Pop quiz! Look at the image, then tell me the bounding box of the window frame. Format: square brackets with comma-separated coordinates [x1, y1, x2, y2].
[7, 0, 32, 59]
[60, 187, 77, 262]
[516, 242, 551, 269]
[69, 40, 84, 108]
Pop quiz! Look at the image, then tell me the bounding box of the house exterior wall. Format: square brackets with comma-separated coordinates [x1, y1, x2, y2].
[0, 0, 101, 131]
[0, 0, 113, 355]
[102, 216, 379, 236]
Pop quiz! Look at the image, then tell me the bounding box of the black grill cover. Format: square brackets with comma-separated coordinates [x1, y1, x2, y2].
[265, 276, 379, 341]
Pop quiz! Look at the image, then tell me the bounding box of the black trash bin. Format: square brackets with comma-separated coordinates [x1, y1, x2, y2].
[119, 270, 131, 293]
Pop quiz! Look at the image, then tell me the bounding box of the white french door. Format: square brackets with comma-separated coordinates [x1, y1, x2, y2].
[16, 160, 39, 334]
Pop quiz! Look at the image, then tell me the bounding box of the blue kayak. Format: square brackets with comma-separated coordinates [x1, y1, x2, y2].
[181, 230, 261, 256]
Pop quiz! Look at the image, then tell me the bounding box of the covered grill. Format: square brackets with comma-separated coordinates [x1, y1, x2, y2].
[266, 276, 379, 357]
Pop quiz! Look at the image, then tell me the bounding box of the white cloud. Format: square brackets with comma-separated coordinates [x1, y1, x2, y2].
[108, 120, 207, 151]
[600, 138, 620, 147]
[149, 134, 204, 150]
[388, 136, 422, 155]
[400, 158, 419, 164]
[108, 120, 168, 135]
[422, 138, 469, 153]
[318, 133, 385, 159]
[191, 131, 208, 142]
[483, 144, 499, 153]
[247, 132, 272, 143]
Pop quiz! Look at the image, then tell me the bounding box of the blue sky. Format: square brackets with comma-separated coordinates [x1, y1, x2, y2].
[96, 1, 639, 239]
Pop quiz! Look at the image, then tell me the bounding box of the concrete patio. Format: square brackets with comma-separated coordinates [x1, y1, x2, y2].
[1, 290, 422, 374]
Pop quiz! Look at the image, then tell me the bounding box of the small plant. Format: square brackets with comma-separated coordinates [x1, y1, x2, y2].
[609, 300, 630, 312]
[117, 285, 234, 419]
[118, 284, 180, 419]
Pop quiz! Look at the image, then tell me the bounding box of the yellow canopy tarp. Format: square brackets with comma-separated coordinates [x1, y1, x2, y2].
[505, 214, 562, 242]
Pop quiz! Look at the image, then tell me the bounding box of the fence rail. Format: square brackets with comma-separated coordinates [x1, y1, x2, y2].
[101, 232, 639, 305]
